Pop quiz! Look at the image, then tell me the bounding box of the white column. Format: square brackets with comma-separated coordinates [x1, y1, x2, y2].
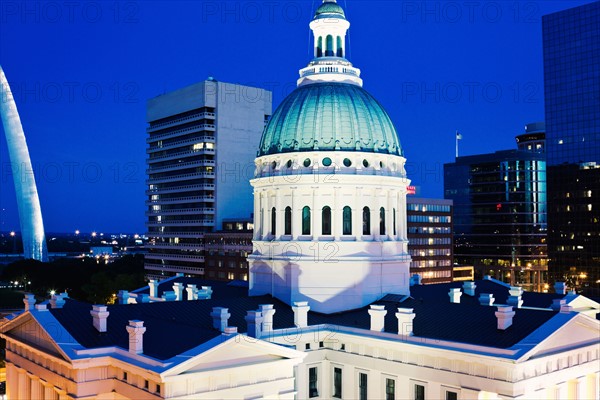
[253, 190, 260, 240]
[371, 202, 378, 238]
[17, 369, 29, 400]
[29, 375, 42, 400]
[43, 382, 58, 400]
[6, 364, 18, 400]
[261, 192, 267, 239]
[386, 190, 393, 240]
[276, 188, 283, 239]
[333, 187, 341, 239]
[292, 187, 300, 239]
[354, 188, 362, 238]
[399, 191, 408, 240]
[312, 189, 320, 237]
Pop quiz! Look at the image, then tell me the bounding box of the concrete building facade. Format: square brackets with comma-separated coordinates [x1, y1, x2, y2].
[145, 80, 271, 279]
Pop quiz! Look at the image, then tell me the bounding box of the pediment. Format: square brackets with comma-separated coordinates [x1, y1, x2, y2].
[164, 335, 305, 377]
[3, 314, 67, 360]
[525, 314, 600, 358]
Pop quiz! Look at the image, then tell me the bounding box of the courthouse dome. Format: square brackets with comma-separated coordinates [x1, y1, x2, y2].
[314, 1, 346, 19]
[257, 82, 402, 157]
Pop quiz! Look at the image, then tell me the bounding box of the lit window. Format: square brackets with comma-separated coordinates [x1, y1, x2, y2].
[309, 367, 319, 398]
[386, 379, 395, 400]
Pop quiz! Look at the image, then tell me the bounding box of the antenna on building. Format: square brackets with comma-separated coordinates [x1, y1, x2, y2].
[455, 130, 462, 158]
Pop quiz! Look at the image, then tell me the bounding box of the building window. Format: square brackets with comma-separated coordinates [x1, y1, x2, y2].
[305, 343, 310, 350]
[386, 378, 395, 400]
[285, 206, 292, 235]
[415, 384, 425, 400]
[156, 384, 161, 394]
[343, 206, 352, 235]
[144, 380, 149, 390]
[336, 36, 343, 57]
[322, 206, 332, 235]
[363, 207, 371, 235]
[309, 367, 319, 398]
[393, 208, 397, 235]
[317, 36, 323, 57]
[333, 367, 342, 398]
[446, 391, 458, 400]
[271, 207, 276, 235]
[380, 207, 386, 235]
[326, 34, 334, 56]
[122, 371, 127, 381]
[359, 372, 368, 400]
[302, 206, 311, 235]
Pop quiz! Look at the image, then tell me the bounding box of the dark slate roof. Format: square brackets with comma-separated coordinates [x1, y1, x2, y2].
[131, 276, 248, 300]
[48, 278, 570, 359]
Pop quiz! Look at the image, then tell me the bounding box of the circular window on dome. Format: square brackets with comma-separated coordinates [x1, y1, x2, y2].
[304, 158, 312, 168]
[271, 161, 277, 170]
[322, 157, 332, 167]
[286, 160, 293, 168]
[363, 159, 369, 168]
[343, 158, 352, 167]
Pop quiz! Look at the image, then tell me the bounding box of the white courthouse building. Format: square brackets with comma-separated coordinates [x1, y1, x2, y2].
[2, 1, 599, 399]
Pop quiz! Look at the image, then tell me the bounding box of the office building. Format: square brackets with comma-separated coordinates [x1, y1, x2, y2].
[444, 124, 547, 291]
[407, 197, 454, 284]
[543, 1, 600, 296]
[203, 219, 252, 282]
[145, 80, 272, 279]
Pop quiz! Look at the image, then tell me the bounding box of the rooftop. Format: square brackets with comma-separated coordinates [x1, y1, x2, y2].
[43, 277, 598, 361]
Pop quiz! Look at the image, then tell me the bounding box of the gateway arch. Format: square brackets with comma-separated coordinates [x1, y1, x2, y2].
[0, 66, 48, 262]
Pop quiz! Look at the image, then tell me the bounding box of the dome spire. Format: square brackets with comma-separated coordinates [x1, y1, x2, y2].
[297, 0, 362, 87]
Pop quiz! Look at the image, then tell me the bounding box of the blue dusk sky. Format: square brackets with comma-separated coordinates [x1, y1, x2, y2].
[0, 0, 593, 233]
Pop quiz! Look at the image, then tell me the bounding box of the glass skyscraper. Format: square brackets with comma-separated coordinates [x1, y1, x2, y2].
[543, 1, 600, 296]
[444, 126, 547, 291]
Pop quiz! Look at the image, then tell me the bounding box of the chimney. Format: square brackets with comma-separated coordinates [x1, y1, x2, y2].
[126, 320, 146, 354]
[23, 293, 36, 311]
[259, 304, 276, 334]
[211, 307, 231, 332]
[448, 288, 462, 303]
[368, 305, 387, 332]
[551, 298, 566, 310]
[90, 305, 109, 333]
[35, 303, 48, 311]
[148, 279, 159, 298]
[507, 286, 523, 308]
[186, 284, 198, 300]
[49, 294, 65, 309]
[60, 292, 69, 299]
[117, 290, 129, 304]
[245, 311, 264, 338]
[495, 306, 515, 330]
[224, 326, 238, 335]
[479, 293, 495, 306]
[172, 282, 184, 301]
[560, 304, 573, 313]
[198, 286, 213, 300]
[292, 301, 310, 328]
[396, 308, 415, 336]
[138, 294, 150, 303]
[161, 291, 176, 302]
[554, 282, 567, 295]
[410, 274, 422, 286]
[463, 281, 477, 296]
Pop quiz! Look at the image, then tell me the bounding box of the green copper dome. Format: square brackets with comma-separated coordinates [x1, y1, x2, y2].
[314, 1, 345, 18]
[258, 83, 402, 157]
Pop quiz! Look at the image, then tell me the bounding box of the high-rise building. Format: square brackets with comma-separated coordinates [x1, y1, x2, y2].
[444, 124, 547, 291]
[203, 218, 253, 282]
[407, 197, 454, 284]
[145, 79, 272, 279]
[543, 1, 600, 296]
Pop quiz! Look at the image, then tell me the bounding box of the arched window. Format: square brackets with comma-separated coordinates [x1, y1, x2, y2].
[336, 36, 343, 57]
[302, 206, 311, 235]
[343, 206, 352, 235]
[393, 208, 397, 236]
[285, 207, 292, 235]
[380, 207, 386, 235]
[271, 207, 276, 235]
[322, 206, 332, 235]
[317, 37, 323, 57]
[326, 35, 334, 56]
[363, 207, 370, 235]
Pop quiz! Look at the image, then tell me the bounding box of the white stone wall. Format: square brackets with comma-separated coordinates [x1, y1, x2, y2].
[249, 151, 411, 313]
